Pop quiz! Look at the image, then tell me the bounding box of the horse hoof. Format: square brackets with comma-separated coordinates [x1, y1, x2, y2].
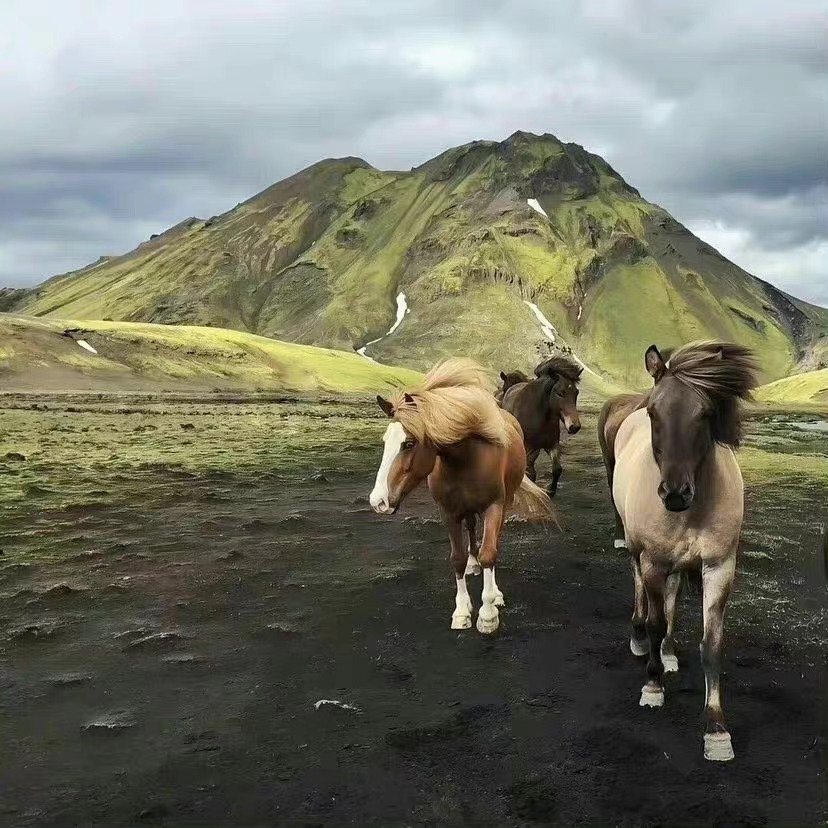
[476, 605, 499, 634]
[661, 653, 679, 673]
[639, 684, 665, 708]
[451, 613, 472, 630]
[494, 591, 505, 608]
[630, 637, 649, 657]
[704, 732, 734, 762]
[614, 538, 628, 550]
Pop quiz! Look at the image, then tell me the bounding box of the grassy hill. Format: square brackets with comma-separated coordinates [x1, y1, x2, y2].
[0, 314, 421, 394]
[755, 369, 828, 407]
[10, 132, 828, 389]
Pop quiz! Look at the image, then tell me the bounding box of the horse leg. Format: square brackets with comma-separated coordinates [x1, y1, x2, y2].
[447, 514, 472, 630]
[660, 572, 681, 673]
[464, 513, 482, 576]
[525, 448, 541, 482]
[613, 509, 626, 549]
[599, 433, 626, 549]
[490, 566, 505, 608]
[700, 557, 736, 761]
[476, 502, 504, 634]
[630, 556, 649, 656]
[639, 559, 667, 708]
[547, 445, 562, 498]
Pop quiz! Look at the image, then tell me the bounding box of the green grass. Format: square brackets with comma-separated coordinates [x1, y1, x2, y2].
[740, 445, 828, 484]
[755, 369, 828, 406]
[0, 314, 421, 393]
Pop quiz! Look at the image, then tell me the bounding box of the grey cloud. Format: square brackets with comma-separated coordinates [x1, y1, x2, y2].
[0, 0, 825, 305]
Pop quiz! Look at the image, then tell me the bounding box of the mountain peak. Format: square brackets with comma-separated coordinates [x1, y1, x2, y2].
[10, 132, 826, 386]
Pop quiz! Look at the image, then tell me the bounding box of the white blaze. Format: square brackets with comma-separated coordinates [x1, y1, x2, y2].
[369, 421, 406, 512]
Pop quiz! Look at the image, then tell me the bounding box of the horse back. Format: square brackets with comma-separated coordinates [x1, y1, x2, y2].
[501, 378, 557, 450]
[598, 393, 646, 468]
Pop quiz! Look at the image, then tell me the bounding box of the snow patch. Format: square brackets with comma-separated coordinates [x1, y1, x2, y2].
[76, 340, 97, 354]
[357, 292, 409, 363]
[523, 300, 600, 379]
[524, 301, 557, 342]
[314, 699, 360, 712]
[527, 198, 549, 219]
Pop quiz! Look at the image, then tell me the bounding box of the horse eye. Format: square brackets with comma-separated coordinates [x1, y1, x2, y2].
[402, 439, 416, 450]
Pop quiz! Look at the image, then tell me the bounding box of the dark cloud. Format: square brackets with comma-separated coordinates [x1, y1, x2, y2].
[1, 0, 825, 304]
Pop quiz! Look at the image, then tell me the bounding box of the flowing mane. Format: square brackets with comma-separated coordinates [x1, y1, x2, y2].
[664, 341, 759, 447]
[390, 358, 510, 448]
[534, 355, 583, 382]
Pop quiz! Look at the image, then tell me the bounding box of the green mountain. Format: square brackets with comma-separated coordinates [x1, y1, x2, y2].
[12, 131, 827, 389]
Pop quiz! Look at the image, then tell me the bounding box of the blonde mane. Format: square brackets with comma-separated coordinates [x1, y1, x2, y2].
[390, 358, 510, 448]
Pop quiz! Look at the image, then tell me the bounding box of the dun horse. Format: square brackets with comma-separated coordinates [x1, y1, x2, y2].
[370, 359, 557, 633]
[499, 356, 583, 496]
[598, 341, 758, 761]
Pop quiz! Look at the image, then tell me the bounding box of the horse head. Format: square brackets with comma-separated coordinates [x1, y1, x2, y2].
[534, 358, 583, 434]
[369, 394, 436, 514]
[644, 343, 757, 512]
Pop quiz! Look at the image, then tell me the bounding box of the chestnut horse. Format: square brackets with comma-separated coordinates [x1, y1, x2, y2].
[499, 356, 583, 496]
[370, 359, 557, 634]
[599, 341, 757, 761]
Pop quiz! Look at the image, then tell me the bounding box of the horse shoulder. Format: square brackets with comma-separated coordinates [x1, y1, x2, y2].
[612, 411, 656, 528]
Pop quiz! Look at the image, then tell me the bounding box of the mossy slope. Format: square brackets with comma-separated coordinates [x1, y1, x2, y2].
[0, 314, 421, 393]
[13, 132, 827, 389]
[755, 369, 828, 407]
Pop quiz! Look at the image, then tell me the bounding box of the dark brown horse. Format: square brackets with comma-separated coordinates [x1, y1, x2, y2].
[499, 356, 583, 496]
[598, 341, 758, 761]
[495, 370, 529, 403]
[369, 359, 557, 634]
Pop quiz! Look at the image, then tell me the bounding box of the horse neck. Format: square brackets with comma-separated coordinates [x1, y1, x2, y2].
[437, 436, 481, 468]
[541, 384, 561, 439]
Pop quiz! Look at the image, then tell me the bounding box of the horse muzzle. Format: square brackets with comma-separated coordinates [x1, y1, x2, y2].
[563, 416, 581, 435]
[369, 491, 398, 515]
[658, 481, 694, 512]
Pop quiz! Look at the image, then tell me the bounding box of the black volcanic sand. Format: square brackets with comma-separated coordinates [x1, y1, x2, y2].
[0, 397, 824, 827]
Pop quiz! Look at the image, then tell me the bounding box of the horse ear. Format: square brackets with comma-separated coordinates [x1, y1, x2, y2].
[645, 345, 666, 381]
[500, 371, 507, 382]
[376, 395, 394, 418]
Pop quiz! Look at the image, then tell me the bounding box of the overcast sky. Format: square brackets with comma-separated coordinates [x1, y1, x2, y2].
[2, 0, 826, 304]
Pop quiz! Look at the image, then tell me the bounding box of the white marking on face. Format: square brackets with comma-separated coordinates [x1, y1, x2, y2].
[369, 421, 406, 513]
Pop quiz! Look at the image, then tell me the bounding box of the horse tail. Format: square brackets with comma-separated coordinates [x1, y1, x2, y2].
[510, 475, 562, 528]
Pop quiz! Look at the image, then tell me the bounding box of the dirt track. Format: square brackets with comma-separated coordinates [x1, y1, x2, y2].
[0, 400, 824, 827]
